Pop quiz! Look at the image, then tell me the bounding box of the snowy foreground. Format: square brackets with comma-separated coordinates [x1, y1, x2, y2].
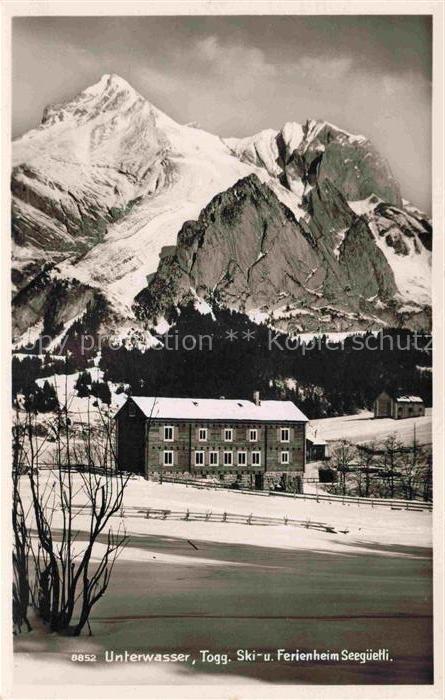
[14, 477, 432, 688]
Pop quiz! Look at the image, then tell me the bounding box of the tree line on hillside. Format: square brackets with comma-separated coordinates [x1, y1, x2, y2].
[12, 354, 75, 413]
[12, 355, 111, 411]
[12, 304, 432, 418]
[99, 305, 432, 419]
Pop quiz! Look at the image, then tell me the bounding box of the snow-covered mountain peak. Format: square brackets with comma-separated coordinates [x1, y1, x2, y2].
[11, 74, 431, 343]
[39, 73, 146, 128]
[303, 119, 368, 146]
[281, 121, 305, 151]
[83, 72, 134, 96]
[12, 71, 173, 177]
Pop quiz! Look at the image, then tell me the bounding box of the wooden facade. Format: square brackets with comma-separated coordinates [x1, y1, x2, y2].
[115, 396, 307, 489]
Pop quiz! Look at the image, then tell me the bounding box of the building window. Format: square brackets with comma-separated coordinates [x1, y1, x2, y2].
[164, 426, 174, 442]
[281, 451, 290, 465]
[237, 451, 247, 466]
[163, 450, 174, 466]
[249, 429, 258, 442]
[280, 427, 290, 443]
[224, 428, 233, 442]
[195, 451, 205, 466]
[198, 427, 208, 441]
[223, 451, 233, 466]
[209, 451, 219, 467]
[251, 451, 261, 466]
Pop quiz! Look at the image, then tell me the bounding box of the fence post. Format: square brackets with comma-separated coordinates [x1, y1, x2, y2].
[146, 508, 150, 519]
[222, 512, 227, 522]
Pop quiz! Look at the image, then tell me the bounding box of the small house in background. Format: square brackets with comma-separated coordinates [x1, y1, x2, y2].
[374, 390, 425, 420]
[306, 426, 329, 462]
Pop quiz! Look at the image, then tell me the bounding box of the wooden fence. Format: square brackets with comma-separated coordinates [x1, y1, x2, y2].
[25, 468, 432, 512]
[159, 476, 432, 511]
[116, 506, 340, 533]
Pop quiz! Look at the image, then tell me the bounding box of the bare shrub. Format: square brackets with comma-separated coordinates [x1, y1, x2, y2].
[12, 400, 129, 636]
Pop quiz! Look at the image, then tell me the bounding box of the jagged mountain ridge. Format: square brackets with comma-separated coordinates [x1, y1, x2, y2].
[135, 174, 430, 334]
[11, 73, 432, 344]
[224, 120, 402, 207]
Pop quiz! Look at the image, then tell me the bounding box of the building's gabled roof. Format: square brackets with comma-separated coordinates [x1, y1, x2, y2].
[120, 396, 308, 422]
[376, 389, 424, 404]
[375, 390, 392, 399]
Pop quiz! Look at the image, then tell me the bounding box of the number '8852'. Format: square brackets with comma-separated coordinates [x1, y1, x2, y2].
[71, 653, 97, 662]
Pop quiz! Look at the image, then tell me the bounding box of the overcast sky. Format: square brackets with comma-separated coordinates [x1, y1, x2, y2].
[12, 15, 432, 211]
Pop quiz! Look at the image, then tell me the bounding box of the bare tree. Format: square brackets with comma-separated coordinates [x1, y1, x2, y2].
[12, 412, 32, 633]
[330, 440, 357, 495]
[13, 396, 129, 636]
[397, 430, 429, 501]
[422, 453, 433, 502]
[355, 442, 377, 497]
[378, 434, 404, 498]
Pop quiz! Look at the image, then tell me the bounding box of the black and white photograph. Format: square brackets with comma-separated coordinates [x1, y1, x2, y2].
[2, 2, 443, 697]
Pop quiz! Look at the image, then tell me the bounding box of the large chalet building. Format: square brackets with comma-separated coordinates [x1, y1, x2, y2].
[115, 393, 308, 490]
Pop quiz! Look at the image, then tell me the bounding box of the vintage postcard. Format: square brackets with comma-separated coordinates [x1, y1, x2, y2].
[1, 2, 443, 698]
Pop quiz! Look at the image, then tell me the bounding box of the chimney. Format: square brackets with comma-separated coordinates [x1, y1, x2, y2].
[253, 391, 261, 406]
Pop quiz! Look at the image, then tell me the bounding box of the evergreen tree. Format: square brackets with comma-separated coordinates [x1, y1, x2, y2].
[91, 380, 111, 405]
[75, 371, 92, 398]
[23, 381, 59, 413]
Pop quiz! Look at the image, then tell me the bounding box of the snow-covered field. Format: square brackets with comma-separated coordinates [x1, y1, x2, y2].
[14, 476, 432, 687]
[310, 408, 432, 447]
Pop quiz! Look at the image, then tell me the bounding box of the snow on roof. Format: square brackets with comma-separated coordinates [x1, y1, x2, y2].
[378, 390, 425, 404]
[124, 396, 308, 422]
[395, 395, 424, 404]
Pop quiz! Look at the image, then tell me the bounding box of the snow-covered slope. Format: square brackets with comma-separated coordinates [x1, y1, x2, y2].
[54, 109, 287, 315]
[12, 74, 432, 344]
[12, 75, 306, 325]
[12, 75, 168, 284]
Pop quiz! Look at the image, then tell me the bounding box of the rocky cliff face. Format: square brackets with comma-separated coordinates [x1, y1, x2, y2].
[135, 174, 430, 334]
[12, 74, 431, 345]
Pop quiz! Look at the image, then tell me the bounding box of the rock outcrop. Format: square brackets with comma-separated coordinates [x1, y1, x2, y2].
[135, 175, 430, 333]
